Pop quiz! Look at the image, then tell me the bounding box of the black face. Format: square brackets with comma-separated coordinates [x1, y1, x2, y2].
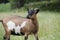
[26, 8, 39, 19]
[28, 10, 35, 16]
[26, 9, 34, 19]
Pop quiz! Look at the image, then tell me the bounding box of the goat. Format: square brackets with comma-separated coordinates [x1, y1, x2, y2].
[0, 8, 39, 40]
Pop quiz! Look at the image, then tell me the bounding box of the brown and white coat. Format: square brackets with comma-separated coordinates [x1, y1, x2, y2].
[0, 8, 39, 40]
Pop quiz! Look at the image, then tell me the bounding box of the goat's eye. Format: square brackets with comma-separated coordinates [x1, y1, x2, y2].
[29, 13, 32, 16]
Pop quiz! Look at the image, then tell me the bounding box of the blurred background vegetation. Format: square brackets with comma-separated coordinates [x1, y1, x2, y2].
[0, 0, 60, 12]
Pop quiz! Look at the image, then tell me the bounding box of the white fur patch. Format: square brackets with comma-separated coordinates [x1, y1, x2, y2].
[7, 21, 15, 30]
[7, 21, 27, 34]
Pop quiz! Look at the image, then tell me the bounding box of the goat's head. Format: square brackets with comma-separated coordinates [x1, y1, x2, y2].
[26, 8, 39, 19]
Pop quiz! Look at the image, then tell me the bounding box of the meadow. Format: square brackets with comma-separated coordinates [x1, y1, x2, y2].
[0, 11, 60, 40]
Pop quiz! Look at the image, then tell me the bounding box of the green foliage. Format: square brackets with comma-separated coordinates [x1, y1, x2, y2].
[9, 0, 25, 9]
[0, 3, 11, 12]
[0, 0, 60, 12]
[24, 1, 60, 11]
[39, 1, 60, 11]
[25, 0, 39, 3]
[9, 0, 18, 2]
[50, 0, 60, 2]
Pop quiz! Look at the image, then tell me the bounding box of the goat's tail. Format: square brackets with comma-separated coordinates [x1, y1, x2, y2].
[0, 20, 3, 22]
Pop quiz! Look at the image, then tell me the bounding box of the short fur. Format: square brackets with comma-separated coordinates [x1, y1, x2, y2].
[0, 8, 39, 40]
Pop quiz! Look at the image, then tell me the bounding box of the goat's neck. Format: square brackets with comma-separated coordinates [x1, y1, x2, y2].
[32, 16, 38, 27]
[31, 16, 39, 33]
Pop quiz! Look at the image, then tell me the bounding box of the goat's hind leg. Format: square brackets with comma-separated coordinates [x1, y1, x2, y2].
[3, 31, 11, 40]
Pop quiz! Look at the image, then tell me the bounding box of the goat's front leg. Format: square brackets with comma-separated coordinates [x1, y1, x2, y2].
[34, 33, 39, 40]
[24, 34, 28, 40]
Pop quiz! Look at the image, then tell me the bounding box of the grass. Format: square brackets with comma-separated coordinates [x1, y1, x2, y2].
[0, 3, 11, 12]
[0, 11, 60, 40]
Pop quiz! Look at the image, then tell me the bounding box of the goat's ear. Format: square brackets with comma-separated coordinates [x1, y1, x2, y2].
[36, 8, 39, 13]
[35, 8, 39, 14]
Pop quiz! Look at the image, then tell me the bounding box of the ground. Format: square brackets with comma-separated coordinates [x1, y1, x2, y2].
[0, 11, 60, 40]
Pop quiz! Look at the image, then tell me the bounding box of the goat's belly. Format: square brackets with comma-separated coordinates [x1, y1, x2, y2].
[11, 31, 25, 36]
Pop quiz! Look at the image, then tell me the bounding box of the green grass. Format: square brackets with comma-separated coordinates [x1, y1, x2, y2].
[0, 11, 60, 40]
[0, 3, 11, 12]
